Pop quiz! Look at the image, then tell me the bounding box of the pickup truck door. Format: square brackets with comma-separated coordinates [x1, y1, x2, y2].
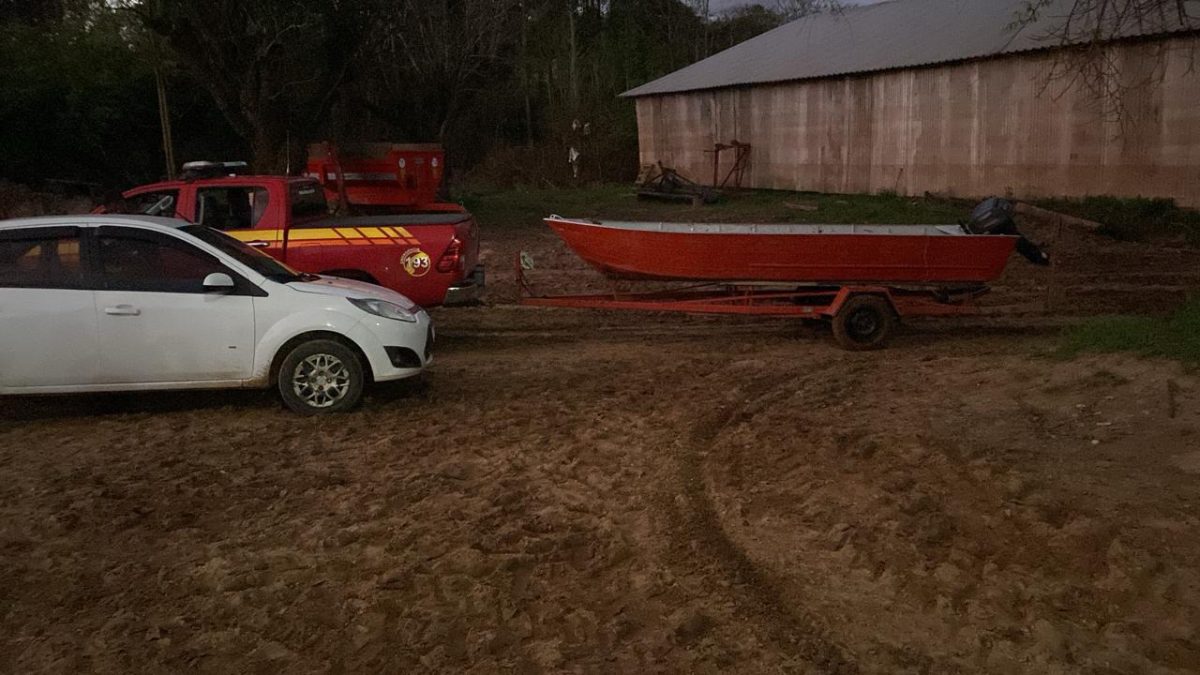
[91, 225, 255, 385]
[194, 185, 281, 253]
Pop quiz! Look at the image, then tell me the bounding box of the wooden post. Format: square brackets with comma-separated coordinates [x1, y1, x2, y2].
[1045, 216, 1063, 313]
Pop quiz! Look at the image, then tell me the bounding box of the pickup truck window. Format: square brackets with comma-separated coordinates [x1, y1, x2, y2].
[196, 187, 269, 231]
[182, 226, 305, 283]
[120, 190, 178, 218]
[290, 182, 328, 220]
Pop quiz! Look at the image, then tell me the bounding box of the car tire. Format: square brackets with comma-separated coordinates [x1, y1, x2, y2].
[277, 339, 365, 414]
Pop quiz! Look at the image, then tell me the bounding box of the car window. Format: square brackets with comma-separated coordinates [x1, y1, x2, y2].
[0, 227, 85, 289]
[196, 187, 269, 231]
[182, 226, 303, 283]
[289, 182, 328, 220]
[97, 229, 226, 293]
[119, 190, 179, 217]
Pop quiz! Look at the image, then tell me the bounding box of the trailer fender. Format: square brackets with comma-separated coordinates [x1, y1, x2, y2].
[824, 286, 898, 319]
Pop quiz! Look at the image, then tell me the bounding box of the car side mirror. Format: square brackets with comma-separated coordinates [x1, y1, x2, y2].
[203, 272, 236, 294]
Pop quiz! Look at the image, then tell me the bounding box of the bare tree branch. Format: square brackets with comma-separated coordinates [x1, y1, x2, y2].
[1013, 0, 1200, 123]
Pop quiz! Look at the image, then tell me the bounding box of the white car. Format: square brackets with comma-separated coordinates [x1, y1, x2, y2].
[0, 215, 433, 414]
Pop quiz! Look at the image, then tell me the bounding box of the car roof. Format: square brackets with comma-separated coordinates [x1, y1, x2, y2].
[0, 214, 189, 231]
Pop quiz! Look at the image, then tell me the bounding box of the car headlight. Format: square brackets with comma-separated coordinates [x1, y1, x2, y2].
[348, 297, 418, 323]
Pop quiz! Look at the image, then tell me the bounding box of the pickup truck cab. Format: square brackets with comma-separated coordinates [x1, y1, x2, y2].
[103, 170, 482, 308]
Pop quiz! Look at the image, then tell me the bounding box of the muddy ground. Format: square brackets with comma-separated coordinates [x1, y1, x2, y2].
[2, 203, 1200, 673]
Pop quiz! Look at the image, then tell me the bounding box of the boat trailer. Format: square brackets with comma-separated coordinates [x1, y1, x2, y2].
[516, 253, 989, 350]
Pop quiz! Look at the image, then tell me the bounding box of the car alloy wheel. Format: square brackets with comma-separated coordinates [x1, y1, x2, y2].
[292, 353, 352, 408]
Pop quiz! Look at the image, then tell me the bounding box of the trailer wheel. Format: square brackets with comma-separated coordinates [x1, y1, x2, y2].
[832, 295, 895, 351]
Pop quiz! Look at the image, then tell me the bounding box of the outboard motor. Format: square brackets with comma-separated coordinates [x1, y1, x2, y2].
[966, 197, 1050, 266]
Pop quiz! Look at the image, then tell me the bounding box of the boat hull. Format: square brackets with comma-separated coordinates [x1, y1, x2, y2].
[546, 218, 1018, 284]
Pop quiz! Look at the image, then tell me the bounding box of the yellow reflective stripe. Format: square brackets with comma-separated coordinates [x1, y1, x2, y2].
[286, 228, 342, 241]
[225, 229, 279, 242]
[224, 227, 421, 244]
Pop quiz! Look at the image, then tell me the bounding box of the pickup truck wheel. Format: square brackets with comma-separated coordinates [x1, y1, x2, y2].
[831, 295, 895, 351]
[278, 340, 364, 414]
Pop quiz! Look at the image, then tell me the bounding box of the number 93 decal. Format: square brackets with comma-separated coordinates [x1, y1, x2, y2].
[401, 248, 432, 277]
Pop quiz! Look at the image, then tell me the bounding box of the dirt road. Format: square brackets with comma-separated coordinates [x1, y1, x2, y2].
[2, 209, 1199, 673]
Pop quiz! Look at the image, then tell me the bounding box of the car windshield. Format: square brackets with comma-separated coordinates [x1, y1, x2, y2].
[181, 226, 311, 283]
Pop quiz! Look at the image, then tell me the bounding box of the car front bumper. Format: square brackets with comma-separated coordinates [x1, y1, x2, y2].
[349, 310, 433, 382]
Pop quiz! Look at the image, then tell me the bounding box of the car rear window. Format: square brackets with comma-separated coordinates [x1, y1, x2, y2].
[0, 227, 85, 289]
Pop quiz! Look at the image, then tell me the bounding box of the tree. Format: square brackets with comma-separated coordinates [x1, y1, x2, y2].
[1014, 0, 1200, 121]
[125, 0, 376, 172]
[711, 4, 788, 51]
[1, 0, 790, 187]
[773, 0, 840, 21]
[0, 0, 64, 24]
[349, 0, 523, 141]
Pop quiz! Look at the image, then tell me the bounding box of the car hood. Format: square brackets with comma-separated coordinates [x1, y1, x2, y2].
[287, 275, 419, 311]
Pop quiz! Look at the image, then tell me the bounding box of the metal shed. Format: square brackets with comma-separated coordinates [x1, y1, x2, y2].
[624, 0, 1200, 206]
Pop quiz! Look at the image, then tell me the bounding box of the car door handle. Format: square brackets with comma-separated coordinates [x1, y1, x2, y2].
[104, 305, 141, 316]
[247, 240, 271, 248]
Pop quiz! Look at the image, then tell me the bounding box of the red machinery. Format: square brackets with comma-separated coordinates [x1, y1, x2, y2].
[306, 141, 447, 211]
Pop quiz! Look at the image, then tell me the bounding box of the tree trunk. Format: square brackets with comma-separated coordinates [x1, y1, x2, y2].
[154, 66, 176, 180]
[250, 127, 285, 175]
[568, 1, 578, 113]
[521, 0, 533, 146]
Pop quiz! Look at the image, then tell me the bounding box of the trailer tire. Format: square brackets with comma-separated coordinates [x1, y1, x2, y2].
[832, 295, 895, 351]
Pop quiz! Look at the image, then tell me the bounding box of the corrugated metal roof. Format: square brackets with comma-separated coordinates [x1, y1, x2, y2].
[622, 0, 1200, 97]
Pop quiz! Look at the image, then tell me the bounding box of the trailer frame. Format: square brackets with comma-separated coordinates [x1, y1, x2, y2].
[516, 253, 990, 350]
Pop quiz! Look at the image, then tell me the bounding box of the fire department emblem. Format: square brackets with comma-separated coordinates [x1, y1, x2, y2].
[401, 248, 431, 277]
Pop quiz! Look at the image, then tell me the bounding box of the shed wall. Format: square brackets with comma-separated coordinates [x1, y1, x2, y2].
[634, 35, 1200, 206]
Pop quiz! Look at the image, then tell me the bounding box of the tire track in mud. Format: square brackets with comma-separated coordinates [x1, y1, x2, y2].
[665, 371, 860, 674]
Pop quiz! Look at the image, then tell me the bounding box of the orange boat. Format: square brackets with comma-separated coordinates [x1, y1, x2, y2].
[544, 217, 1020, 284]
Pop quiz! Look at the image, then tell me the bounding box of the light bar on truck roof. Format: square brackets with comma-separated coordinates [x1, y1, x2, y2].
[181, 161, 250, 180]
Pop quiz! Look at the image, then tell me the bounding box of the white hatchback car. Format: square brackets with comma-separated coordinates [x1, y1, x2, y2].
[0, 215, 433, 414]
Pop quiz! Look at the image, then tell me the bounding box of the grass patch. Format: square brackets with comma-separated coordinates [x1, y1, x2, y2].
[458, 184, 969, 230]
[1061, 296, 1200, 363]
[459, 184, 1200, 244]
[1034, 196, 1200, 245]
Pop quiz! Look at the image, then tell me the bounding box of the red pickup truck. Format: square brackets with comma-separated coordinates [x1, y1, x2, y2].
[100, 149, 483, 308]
